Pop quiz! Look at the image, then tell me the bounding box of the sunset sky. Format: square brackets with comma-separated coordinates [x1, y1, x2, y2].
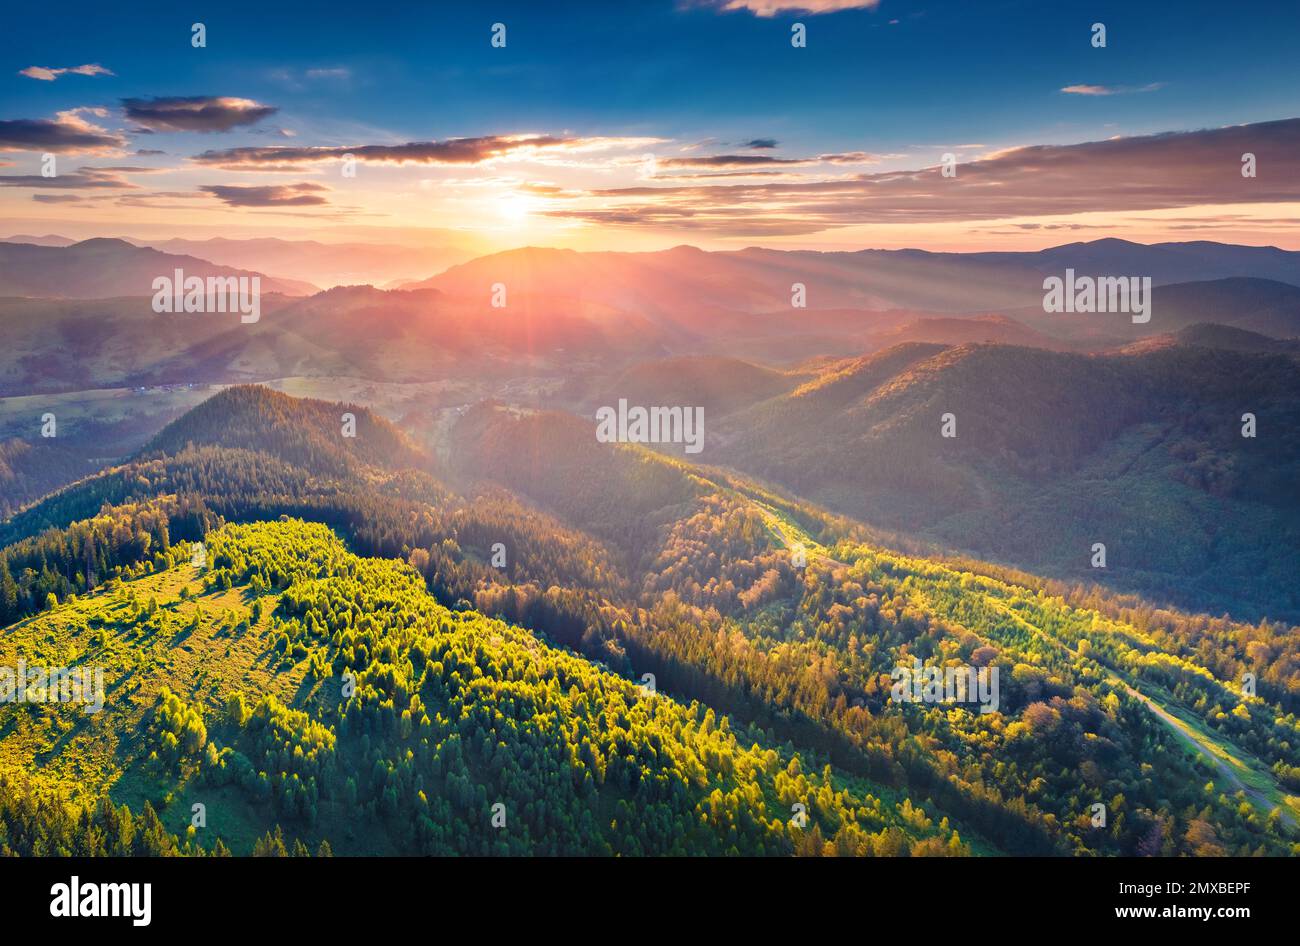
[3, 0, 1299, 252]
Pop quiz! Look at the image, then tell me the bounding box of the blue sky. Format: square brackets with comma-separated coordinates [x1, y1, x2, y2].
[2, 0, 1299, 250]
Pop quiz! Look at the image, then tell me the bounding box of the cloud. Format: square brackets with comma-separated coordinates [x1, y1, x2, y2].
[536, 118, 1300, 236]
[658, 150, 878, 170]
[32, 194, 91, 203]
[200, 181, 331, 207]
[19, 63, 114, 81]
[651, 169, 820, 181]
[0, 166, 141, 189]
[690, 0, 880, 16]
[0, 109, 126, 153]
[190, 134, 648, 170]
[268, 67, 353, 90]
[660, 154, 806, 168]
[1060, 83, 1166, 96]
[819, 151, 878, 164]
[122, 96, 278, 132]
[744, 138, 779, 149]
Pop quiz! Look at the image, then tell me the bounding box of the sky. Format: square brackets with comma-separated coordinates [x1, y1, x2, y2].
[2, 0, 1299, 252]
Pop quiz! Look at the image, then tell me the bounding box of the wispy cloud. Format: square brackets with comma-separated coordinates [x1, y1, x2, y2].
[1060, 82, 1166, 96]
[0, 166, 143, 190]
[660, 154, 806, 168]
[689, 0, 880, 16]
[191, 134, 658, 170]
[18, 63, 114, 81]
[268, 67, 354, 91]
[200, 181, 331, 207]
[534, 117, 1300, 236]
[659, 151, 878, 169]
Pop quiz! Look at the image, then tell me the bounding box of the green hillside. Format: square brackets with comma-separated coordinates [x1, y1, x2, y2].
[0, 518, 974, 856]
[2, 385, 1297, 858]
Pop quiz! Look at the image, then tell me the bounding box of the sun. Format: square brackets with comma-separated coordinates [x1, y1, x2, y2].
[497, 192, 535, 227]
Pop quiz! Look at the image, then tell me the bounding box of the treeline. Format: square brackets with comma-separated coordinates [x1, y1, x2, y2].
[0, 494, 218, 625]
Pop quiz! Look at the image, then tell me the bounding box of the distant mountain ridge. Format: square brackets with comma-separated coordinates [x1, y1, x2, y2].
[0, 238, 318, 298]
[0, 234, 77, 247]
[409, 238, 1300, 315]
[125, 236, 475, 290]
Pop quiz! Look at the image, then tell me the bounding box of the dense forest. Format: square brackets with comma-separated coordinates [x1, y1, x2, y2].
[2, 386, 1296, 856]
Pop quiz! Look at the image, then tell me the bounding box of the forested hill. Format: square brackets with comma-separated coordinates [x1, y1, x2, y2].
[3, 519, 971, 856]
[713, 341, 1300, 621]
[1, 386, 1297, 856]
[143, 385, 430, 476]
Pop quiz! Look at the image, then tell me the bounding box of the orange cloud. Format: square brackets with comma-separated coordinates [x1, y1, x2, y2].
[191, 134, 659, 170]
[539, 118, 1300, 236]
[200, 182, 331, 207]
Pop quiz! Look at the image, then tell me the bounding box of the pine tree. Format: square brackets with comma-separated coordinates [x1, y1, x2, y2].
[0, 558, 16, 625]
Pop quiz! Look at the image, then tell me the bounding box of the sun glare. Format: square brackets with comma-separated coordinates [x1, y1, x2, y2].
[497, 192, 535, 227]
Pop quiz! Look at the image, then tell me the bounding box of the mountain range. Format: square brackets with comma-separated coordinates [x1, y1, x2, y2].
[0, 236, 1296, 619]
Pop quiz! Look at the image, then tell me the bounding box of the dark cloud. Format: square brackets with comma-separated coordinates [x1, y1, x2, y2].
[543, 205, 820, 236]
[0, 113, 125, 153]
[122, 96, 278, 132]
[192, 134, 582, 169]
[744, 138, 779, 149]
[0, 166, 139, 189]
[659, 151, 877, 169]
[819, 151, 877, 164]
[200, 181, 331, 207]
[654, 169, 801, 180]
[660, 154, 806, 168]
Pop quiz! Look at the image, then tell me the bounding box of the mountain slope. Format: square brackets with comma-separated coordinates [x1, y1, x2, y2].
[1005, 277, 1300, 342]
[718, 341, 1300, 620]
[1, 517, 969, 856]
[573, 355, 801, 417]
